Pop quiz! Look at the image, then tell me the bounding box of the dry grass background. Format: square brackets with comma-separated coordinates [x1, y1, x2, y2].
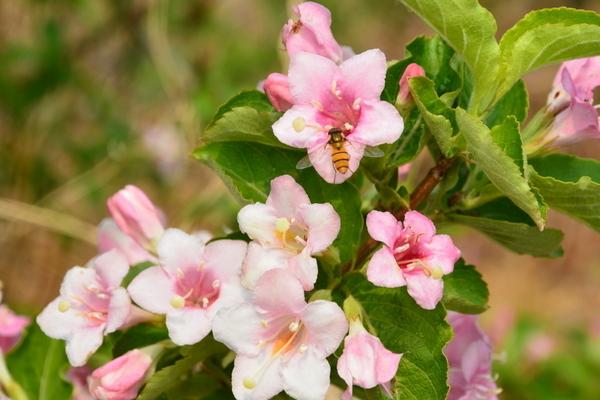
[0, 0, 599, 340]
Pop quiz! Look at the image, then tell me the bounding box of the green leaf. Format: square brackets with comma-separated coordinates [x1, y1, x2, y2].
[406, 36, 461, 95]
[122, 261, 155, 287]
[448, 213, 563, 257]
[442, 260, 489, 314]
[490, 116, 525, 173]
[201, 91, 284, 148]
[383, 59, 415, 103]
[112, 323, 169, 357]
[456, 108, 546, 228]
[529, 154, 600, 233]
[409, 76, 457, 157]
[397, 0, 500, 112]
[346, 274, 452, 400]
[138, 337, 225, 400]
[386, 108, 427, 167]
[497, 8, 600, 99]
[7, 324, 72, 400]
[194, 142, 363, 263]
[485, 80, 528, 128]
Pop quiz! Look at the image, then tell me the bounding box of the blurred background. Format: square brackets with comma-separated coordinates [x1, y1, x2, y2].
[1, 0, 599, 398]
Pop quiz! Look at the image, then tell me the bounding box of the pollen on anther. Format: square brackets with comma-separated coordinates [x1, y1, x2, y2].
[352, 98, 362, 110]
[288, 321, 300, 332]
[212, 279, 221, 289]
[243, 378, 256, 389]
[58, 300, 71, 313]
[170, 295, 185, 309]
[292, 117, 306, 133]
[394, 243, 410, 253]
[201, 297, 210, 308]
[261, 320, 269, 327]
[275, 217, 290, 233]
[299, 344, 308, 353]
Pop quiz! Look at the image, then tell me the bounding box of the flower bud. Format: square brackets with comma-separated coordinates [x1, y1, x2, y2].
[337, 320, 402, 400]
[0, 305, 30, 353]
[397, 63, 426, 107]
[263, 73, 294, 112]
[107, 185, 165, 250]
[88, 350, 152, 400]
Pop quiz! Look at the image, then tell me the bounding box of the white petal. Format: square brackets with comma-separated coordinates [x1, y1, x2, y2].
[166, 308, 212, 345]
[213, 303, 263, 357]
[157, 228, 205, 272]
[232, 354, 284, 400]
[282, 348, 331, 400]
[65, 326, 105, 367]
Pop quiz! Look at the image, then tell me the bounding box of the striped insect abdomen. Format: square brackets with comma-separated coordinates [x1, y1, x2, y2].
[331, 146, 349, 173]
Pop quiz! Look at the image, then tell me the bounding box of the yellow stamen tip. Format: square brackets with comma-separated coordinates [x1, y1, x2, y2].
[292, 117, 306, 133]
[243, 378, 256, 389]
[430, 266, 444, 280]
[170, 295, 185, 309]
[58, 300, 71, 313]
[275, 218, 290, 233]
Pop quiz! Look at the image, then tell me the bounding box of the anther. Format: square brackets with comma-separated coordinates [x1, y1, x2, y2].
[292, 117, 306, 133]
[201, 297, 210, 308]
[212, 280, 221, 289]
[352, 98, 362, 110]
[261, 320, 269, 327]
[430, 266, 444, 280]
[343, 122, 353, 131]
[299, 344, 308, 353]
[170, 295, 185, 309]
[394, 243, 410, 253]
[243, 378, 256, 389]
[58, 300, 71, 313]
[288, 321, 300, 332]
[275, 218, 290, 233]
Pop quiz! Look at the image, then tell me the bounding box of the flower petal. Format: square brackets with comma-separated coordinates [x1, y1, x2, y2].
[350, 100, 404, 146]
[203, 239, 247, 282]
[92, 250, 130, 289]
[288, 52, 338, 106]
[254, 269, 306, 315]
[404, 273, 444, 310]
[166, 308, 211, 345]
[266, 175, 310, 218]
[301, 300, 347, 357]
[242, 243, 289, 290]
[273, 106, 329, 150]
[97, 218, 154, 265]
[288, 249, 318, 291]
[232, 354, 284, 400]
[308, 141, 364, 184]
[281, 348, 331, 400]
[237, 204, 279, 246]
[403, 210, 436, 241]
[423, 234, 461, 274]
[36, 298, 83, 340]
[366, 247, 405, 288]
[550, 100, 600, 145]
[156, 228, 204, 272]
[339, 49, 387, 101]
[366, 210, 400, 249]
[105, 287, 131, 333]
[213, 304, 263, 357]
[66, 326, 105, 367]
[298, 203, 340, 254]
[127, 266, 175, 314]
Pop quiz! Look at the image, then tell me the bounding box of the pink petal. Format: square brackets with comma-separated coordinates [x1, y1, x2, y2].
[336, 350, 355, 400]
[202, 239, 247, 282]
[281, 348, 331, 400]
[350, 99, 404, 146]
[308, 140, 364, 184]
[237, 203, 279, 246]
[105, 288, 131, 333]
[212, 304, 263, 357]
[556, 56, 600, 101]
[127, 266, 175, 314]
[242, 242, 288, 289]
[156, 228, 204, 273]
[375, 341, 402, 384]
[232, 354, 283, 400]
[263, 72, 293, 112]
[404, 273, 444, 310]
[288, 52, 338, 105]
[92, 250, 130, 289]
[423, 234, 461, 274]
[253, 269, 306, 315]
[288, 249, 318, 291]
[266, 175, 310, 218]
[301, 300, 347, 357]
[298, 203, 341, 253]
[166, 308, 211, 345]
[366, 247, 405, 288]
[97, 219, 154, 266]
[339, 49, 387, 101]
[366, 210, 400, 249]
[550, 101, 600, 145]
[272, 105, 328, 150]
[66, 326, 105, 367]
[403, 210, 436, 241]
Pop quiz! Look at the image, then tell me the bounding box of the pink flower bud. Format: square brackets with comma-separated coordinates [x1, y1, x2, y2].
[263, 73, 294, 112]
[88, 350, 152, 400]
[0, 305, 30, 353]
[397, 63, 426, 105]
[281, 2, 343, 63]
[337, 320, 402, 400]
[107, 185, 165, 250]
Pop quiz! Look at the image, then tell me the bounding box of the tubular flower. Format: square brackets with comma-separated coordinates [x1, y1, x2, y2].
[263, 73, 294, 112]
[97, 219, 156, 266]
[282, 2, 344, 64]
[237, 175, 340, 290]
[127, 229, 247, 345]
[272, 50, 404, 184]
[88, 349, 152, 400]
[546, 56, 600, 145]
[213, 269, 348, 400]
[0, 305, 30, 354]
[337, 319, 402, 400]
[446, 312, 499, 400]
[37, 251, 131, 366]
[365, 210, 460, 310]
[397, 63, 426, 106]
[107, 185, 165, 251]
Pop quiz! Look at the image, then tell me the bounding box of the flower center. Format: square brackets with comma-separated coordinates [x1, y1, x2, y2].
[273, 217, 308, 253]
[392, 238, 442, 279]
[58, 282, 111, 326]
[169, 267, 221, 310]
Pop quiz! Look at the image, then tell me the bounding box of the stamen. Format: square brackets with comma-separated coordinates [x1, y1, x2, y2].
[261, 320, 269, 327]
[58, 300, 71, 312]
[330, 80, 342, 99]
[299, 344, 308, 353]
[212, 279, 221, 288]
[430, 266, 444, 279]
[275, 218, 290, 233]
[294, 235, 307, 246]
[201, 297, 210, 308]
[243, 378, 256, 389]
[310, 100, 324, 111]
[170, 295, 185, 309]
[292, 117, 306, 133]
[288, 320, 300, 332]
[394, 243, 410, 253]
[352, 98, 362, 110]
[176, 268, 184, 279]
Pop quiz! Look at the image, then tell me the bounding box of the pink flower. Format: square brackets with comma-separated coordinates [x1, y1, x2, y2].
[237, 175, 340, 290]
[213, 269, 348, 400]
[365, 210, 460, 310]
[337, 319, 402, 400]
[397, 163, 412, 181]
[263, 73, 294, 112]
[282, 2, 344, 64]
[88, 349, 152, 400]
[107, 185, 165, 251]
[0, 305, 30, 353]
[127, 229, 247, 345]
[68, 367, 94, 400]
[546, 56, 600, 145]
[97, 219, 156, 266]
[397, 63, 425, 105]
[446, 312, 499, 400]
[273, 50, 404, 183]
[37, 251, 131, 366]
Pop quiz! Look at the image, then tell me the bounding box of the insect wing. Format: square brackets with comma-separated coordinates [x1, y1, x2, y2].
[296, 155, 313, 170]
[364, 146, 385, 158]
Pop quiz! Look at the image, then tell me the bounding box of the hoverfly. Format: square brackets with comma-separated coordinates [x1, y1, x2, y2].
[296, 127, 385, 174]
